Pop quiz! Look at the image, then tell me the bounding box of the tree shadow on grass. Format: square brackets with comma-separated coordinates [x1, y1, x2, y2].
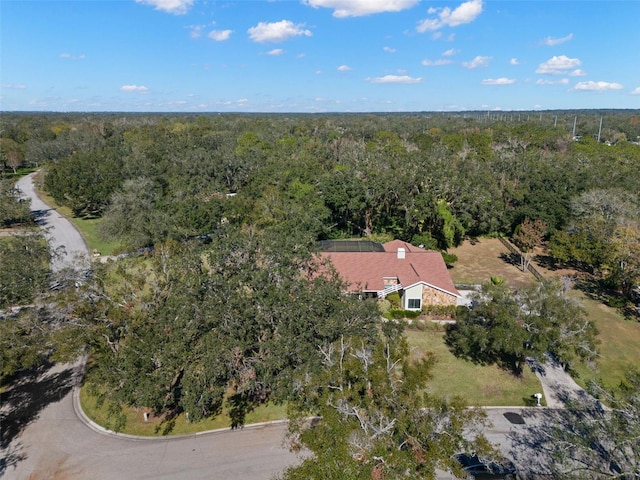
[499, 252, 521, 268]
[0, 362, 76, 475]
[534, 254, 560, 271]
[573, 275, 608, 303]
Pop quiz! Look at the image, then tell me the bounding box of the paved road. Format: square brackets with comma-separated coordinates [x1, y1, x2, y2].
[15, 173, 89, 272]
[2, 362, 301, 480]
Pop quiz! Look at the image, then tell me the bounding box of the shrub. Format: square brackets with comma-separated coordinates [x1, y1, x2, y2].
[385, 291, 401, 308]
[441, 252, 458, 268]
[422, 304, 457, 319]
[410, 233, 438, 250]
[383, 309, 421, 320]
[378, 298, 391, 314]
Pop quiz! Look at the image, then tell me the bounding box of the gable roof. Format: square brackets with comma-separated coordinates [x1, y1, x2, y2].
[319, 240, 460, 297]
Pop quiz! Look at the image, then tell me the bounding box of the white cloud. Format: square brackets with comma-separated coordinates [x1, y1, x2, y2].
[303, 0, 418, 18]
[208, 30, 233, 41]
[632, 87, 640, 95]
[135, 0, 193, 15]
[267, 49, 285, 56]
[509, 58, 520, 65]
[542, 33, 573, 46]
[421, 58, 452, 66]
[366, 75, 423, 84]
[574, 81, 624, 92]
[536, 55, 582, 75]
[337, 65, 352, 71]
[60, 53, 86, 60]
[570, 69, 587, 77]
[417, 0, 483, 32]
[462, 55, 491, 69]
[1, 83, 26, 89]
[120, 85, 149, 93]
[442, 48, 459, 57]
[481, 77, 515, 85]
[383, 46, 397, 53]
[189, 25, 204, 38]
[247, 20, 312, 43]
[536, 78, 569, 85]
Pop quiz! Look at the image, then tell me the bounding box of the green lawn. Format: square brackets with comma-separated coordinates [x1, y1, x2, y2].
[406, 325, 543, 407]
[36, 190, 121, 256]
[80, 386, 288, 436]
[571, 291, 640, 390]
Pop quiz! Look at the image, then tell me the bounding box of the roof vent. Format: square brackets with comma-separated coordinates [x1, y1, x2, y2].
[397, 247, 405, 259]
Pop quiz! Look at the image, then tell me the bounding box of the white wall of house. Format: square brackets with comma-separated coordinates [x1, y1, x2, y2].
[402, 284, 423, 310]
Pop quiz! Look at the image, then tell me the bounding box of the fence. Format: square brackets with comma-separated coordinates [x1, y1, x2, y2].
[497, 236, 546, 282]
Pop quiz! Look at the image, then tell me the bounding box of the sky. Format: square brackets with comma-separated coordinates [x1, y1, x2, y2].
[2, 0, 640, 113]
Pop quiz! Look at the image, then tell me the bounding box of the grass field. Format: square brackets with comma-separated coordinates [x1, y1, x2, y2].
[571, 291, 640, 390]
[80, 386, 288, 436]
[447, 238, 533, 289]
[449, 238, 640, 392]
[405, 325, 543, 406]
[35, 189, 121, 256]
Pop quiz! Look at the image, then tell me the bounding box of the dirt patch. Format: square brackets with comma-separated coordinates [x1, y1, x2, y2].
[448, 238, 581, 289]
[447, 238, 535, 289]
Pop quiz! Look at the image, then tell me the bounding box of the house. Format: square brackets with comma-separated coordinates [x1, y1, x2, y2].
[319, 240, 460, 311]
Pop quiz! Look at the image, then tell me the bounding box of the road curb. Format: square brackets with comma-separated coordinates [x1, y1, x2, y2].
[71, 355, 290, 441]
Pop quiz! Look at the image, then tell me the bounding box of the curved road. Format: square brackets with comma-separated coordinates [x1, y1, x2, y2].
[15, 172, 89, 272]
[3, 174, 302, 480]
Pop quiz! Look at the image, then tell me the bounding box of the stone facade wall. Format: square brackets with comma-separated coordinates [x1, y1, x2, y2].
[421, 286, 457, 306]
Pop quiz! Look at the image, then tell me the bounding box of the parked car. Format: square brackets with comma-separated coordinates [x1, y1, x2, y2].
[454, 453, 517, 479]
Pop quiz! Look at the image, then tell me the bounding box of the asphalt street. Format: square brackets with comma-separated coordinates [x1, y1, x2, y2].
[15, 172, 89, 272]
[2, 361, 302, 480]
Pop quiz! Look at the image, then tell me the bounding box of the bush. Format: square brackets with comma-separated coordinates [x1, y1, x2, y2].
[441, 252, 458, 268]
[385, 292, 401, 308]
[606, 296, 628, 309]
[422, 304, 458, 319]
[378, 298, 391, 314]
[411, 233, 438, 250]
[384, 309, 421, 320]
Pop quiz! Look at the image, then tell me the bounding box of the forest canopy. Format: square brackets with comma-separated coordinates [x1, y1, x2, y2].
[2, 111, 639, 254]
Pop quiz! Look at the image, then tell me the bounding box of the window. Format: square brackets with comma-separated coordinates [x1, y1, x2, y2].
[407, 298, 421, 310]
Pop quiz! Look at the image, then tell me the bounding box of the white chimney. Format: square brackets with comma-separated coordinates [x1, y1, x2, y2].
[397, 247, 405, 259]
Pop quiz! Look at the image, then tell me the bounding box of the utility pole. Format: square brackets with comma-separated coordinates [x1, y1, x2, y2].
[597, 116, 603, 142]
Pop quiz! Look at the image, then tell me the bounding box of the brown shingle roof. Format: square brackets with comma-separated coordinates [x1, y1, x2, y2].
[319, 241, 460, 297]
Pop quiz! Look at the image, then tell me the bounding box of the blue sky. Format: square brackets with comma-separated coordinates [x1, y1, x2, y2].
[2, 0, 639, 112]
